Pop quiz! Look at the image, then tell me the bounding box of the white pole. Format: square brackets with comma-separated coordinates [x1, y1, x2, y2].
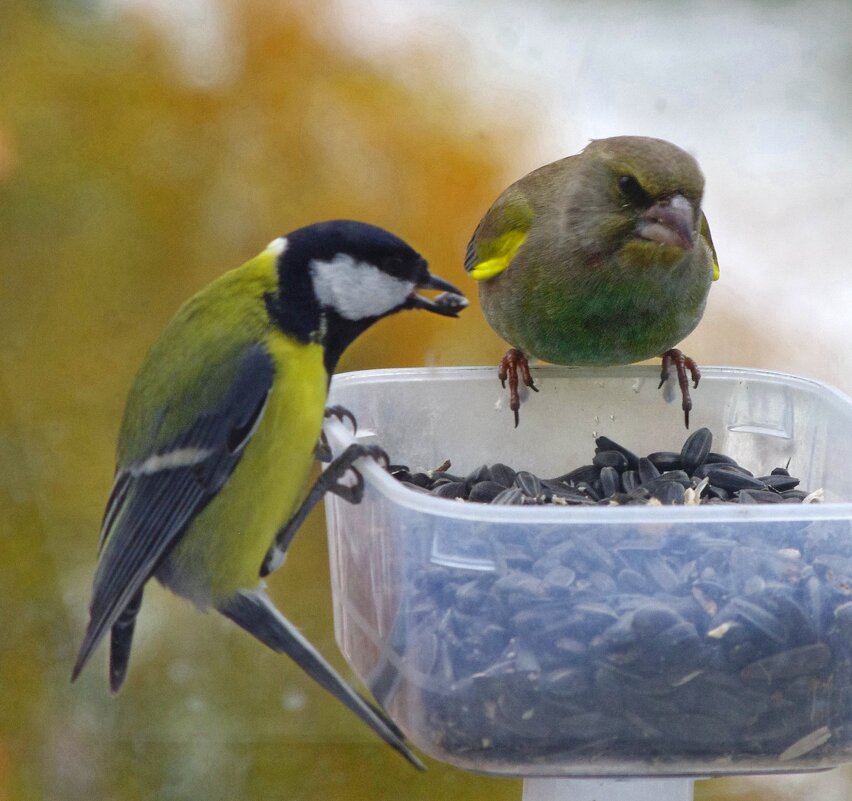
[523, 778, 695, 801]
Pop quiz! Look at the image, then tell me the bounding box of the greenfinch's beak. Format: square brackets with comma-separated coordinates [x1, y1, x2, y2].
[637, 193, 695, 250]
[407, 273, 469, 317]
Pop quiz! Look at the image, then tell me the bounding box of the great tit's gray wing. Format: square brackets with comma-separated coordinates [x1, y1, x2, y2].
[72, 343, 274, 687]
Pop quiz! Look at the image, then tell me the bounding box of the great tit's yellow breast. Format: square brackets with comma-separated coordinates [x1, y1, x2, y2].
[167, 332, 328, 606]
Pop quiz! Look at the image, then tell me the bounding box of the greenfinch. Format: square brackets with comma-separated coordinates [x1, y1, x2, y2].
[465, 136, 719, 426]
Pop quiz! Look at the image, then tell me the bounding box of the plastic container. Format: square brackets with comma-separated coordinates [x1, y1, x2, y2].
[322, 366, 852, 777]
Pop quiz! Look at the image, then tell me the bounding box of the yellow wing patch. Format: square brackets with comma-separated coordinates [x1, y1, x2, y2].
[468, 229, 529, 281]
[699, 212, 720, 281]
[466, 192, 534, 282]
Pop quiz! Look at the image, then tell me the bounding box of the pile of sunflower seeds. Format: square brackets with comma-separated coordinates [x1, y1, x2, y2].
[389, 428, 823, 507]
[382, 431, 852, 769]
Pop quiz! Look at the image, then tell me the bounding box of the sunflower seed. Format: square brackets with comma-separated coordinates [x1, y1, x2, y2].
[680, 427, 713, 472]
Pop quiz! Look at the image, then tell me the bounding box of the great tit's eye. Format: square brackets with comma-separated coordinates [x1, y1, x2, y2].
[618, 175, 648, 205]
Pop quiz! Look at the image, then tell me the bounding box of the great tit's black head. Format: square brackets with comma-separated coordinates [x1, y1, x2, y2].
[267, 220, 467, 373]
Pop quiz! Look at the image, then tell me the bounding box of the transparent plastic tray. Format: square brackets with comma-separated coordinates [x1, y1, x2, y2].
[323, 366, 852, 777]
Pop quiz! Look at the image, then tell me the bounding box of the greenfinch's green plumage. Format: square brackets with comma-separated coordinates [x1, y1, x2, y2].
[73, 220, 467, 768]
[466, 136, 718, 424]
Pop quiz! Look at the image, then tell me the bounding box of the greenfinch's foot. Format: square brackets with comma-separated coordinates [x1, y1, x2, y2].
[498, 348, 539, 428]
[659, 348, 701, 428]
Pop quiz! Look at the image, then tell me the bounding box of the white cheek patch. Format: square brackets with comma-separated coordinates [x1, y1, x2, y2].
[310, 254, 414, 320]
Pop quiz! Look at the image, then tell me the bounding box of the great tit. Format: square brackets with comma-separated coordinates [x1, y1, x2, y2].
[465, 136, 719, 427]
[73, 220, 467, 768]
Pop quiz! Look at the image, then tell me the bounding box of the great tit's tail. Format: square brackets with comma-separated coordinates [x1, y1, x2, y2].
[72, 585, 144, 691]
[218, 590, 424, 770]
[109, 587, 144, 693]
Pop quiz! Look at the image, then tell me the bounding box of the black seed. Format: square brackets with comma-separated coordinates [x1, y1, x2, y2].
[706, 452, 739, 465]
[593, 450, 631, 472]
[704, 484, 730, 501]
[760, 474, 801, 492]
[832, 601, 852, 637]
[630, 603, 684, 637]
[576, 481, 601, 501]
[515, 470, 543, 498]
[433, 480, 467, 499]
[406, 471, 432, 488]
[771, 466, 791, 476]
[490, 462, 518, 487]
[552, 464, 600, 486]
[595, 436, 639, 469]
[541, 666, 591, 698]
[738, 489, 784, 504]
[617, 568, 651, 593]
[680, 427, 713, 472]
[543, 566, 577, 593]
[647, 451, 682, 471]
[598, 466, 620, 498]
[693, 461, 743, 479]
[644, 555, 681, 592]
[590, 571, 617, 593]
[541, 481, 595, 504]
[468, 480, 506, 503]
[658, 470, 692, 487]
[650, 481, 686, 505]
[454, 580, 488, 613]
[740, 643, 832, 685]
[707, 468, 767, 492]
[728, 597, 788, 644]
[465, 464, 492, 485]
[491, 487, 526, 505]
[621, 470, 640, 493]
[493, 572, 547, 600]
[637, 457, 660, 484]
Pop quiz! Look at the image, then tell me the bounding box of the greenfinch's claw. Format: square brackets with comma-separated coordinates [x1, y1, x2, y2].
[499, 348, 536, 427]
[660, 348, 700, 429]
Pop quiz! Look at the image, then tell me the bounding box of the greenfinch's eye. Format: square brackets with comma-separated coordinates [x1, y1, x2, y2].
[617, 175, 648, 206]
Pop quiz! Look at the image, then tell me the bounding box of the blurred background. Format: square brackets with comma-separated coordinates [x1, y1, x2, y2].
[2, 0, 851, 798]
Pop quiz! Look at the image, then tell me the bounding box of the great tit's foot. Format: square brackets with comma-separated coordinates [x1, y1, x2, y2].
[262, 443, 389, 577]
[659, 348, 701, 428]
[325, 405, 358, 430]
[315, 405, 359, 462]
[323, 443, 390, 505]
[498, 348, 538, 428]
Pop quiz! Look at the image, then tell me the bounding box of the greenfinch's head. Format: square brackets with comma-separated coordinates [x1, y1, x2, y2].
[577, 136, 706, 266]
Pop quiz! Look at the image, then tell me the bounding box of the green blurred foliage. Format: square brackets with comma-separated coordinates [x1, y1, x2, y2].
[0, 1, 521, 798]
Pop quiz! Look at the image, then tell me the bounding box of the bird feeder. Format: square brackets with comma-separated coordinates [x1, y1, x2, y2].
[322, 366, 852, 801]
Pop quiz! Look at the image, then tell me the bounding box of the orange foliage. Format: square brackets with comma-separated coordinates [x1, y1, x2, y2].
[0, 1, 523, 799]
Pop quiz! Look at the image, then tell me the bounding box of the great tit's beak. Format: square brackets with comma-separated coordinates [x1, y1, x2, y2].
[407, 273, 469, 317]
[637, 193, 695, 250]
